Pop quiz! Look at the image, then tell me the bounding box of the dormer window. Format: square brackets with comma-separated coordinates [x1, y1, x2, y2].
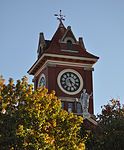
[67, 40, 72, 49]
[60, 37, 78, 53]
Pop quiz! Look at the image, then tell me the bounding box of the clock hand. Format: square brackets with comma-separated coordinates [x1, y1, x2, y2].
[69, 78, 75, 85]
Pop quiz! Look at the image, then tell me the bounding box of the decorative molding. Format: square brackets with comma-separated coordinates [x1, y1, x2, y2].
[57, 69, 83, 95]
[43, 53, 97, 61]
[84, 67, 94, 71]
[62, 37, 76, 44]
[61, 49, 79, 53]
[59, 97, 78, 102]
[28, 53, 98, 74]
[34, 60, 93, 77]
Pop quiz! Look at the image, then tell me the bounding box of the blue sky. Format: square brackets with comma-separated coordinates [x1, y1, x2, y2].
[0, 0, 124, 114]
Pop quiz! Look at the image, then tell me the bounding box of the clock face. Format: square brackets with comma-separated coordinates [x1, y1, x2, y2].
[57, 69, 83, 95]
[38, 73, 46, 87]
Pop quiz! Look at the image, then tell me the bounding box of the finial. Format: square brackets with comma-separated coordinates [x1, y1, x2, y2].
[54, 10, 65, 23]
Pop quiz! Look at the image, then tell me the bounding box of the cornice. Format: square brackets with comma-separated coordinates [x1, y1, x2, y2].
[35, 60, 94, 77]
[28, 53, 98, 75]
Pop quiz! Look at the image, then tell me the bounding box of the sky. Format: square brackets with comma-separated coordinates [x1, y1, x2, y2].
[0, 0, 124, 114]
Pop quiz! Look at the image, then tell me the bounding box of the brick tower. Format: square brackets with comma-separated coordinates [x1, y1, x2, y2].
[28, 11, 99, 117]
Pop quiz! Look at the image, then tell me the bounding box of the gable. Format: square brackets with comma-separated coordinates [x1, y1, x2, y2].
[60, 26, 77, 44]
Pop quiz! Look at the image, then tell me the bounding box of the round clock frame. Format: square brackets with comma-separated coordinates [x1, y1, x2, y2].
[57, 69, 83, 95]
[38, 73, 46, 87]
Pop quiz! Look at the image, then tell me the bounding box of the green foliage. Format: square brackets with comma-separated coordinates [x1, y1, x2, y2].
[0, 76, 85, 150]
[86, 99, 124, 150]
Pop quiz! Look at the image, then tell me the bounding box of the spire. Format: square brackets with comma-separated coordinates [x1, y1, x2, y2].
[54, 10, 65, 27]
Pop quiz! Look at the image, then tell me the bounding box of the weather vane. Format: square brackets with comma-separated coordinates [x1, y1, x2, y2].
[54, 10, 65, 23]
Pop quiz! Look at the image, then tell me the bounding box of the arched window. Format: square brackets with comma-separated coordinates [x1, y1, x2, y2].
[67, 40, 72, 49]
[77, 103, 82, 113]
[68, 102, 73, 113]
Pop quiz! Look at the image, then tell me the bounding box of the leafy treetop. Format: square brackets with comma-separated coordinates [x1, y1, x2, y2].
[0, 76, 86, 150]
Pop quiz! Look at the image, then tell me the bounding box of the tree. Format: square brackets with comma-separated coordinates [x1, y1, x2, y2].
[0, 76, 86, 150]
[86, 99, 124, 150]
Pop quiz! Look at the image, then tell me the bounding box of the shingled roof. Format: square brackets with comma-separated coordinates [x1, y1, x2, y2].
[28, 22, 99, 75]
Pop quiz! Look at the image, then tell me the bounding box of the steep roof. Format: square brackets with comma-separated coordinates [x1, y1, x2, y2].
[42, 22, 98, 59]
[28, 22, 99, 75]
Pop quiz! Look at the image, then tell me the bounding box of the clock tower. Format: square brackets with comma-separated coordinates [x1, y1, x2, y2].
[28, 12, 99, 116]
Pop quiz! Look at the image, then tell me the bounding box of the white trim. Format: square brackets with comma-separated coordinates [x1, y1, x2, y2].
[63, 37, 75, 43]
[45, 53, 97, 61]
[59, 97, 77, 102]
[57, 69, 83, 95]
[28, 53, 98, 74]
[35, 60, 93, 77]
[61, 49, 79, 53]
